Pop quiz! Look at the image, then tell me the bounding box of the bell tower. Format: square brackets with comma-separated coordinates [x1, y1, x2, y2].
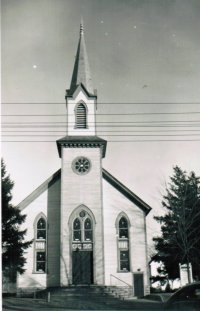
[57, 23, 107, 286]
[66, 22, 97, 137]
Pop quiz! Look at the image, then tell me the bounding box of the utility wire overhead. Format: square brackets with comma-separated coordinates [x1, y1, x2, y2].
[2, 102, 200, 105]
[2, 125, 200, 128]
[2, 129, 200, 133]
[3, 139, 200, 143]
[2, 120, 200, 124]
[2, 134, 200, 137]
[2, 111, 200, 116]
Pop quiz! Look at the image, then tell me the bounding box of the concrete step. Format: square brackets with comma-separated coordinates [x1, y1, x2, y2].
[18, 285, 136, 305]
[105, 286, 134, 299]
[44, 285, 135, 302]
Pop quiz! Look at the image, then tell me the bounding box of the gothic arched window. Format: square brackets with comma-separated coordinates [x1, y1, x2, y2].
[75, 103, 87, 129]
[34, 215, 47, 273]
[117, 215, 130, 272]
[72, 211, 93, 249]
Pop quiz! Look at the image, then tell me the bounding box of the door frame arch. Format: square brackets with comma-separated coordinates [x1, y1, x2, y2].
[68, 205, 96, 284]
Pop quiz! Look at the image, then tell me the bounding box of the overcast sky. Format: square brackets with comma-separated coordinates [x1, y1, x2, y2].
[2, 0, 200, 243]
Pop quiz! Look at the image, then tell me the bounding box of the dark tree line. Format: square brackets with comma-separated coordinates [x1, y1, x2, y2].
[1, 159, 32, 282]
[153, 166, 200, 283]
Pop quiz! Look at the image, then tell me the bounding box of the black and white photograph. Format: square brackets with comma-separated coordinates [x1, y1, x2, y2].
[2, 0, 200, 310]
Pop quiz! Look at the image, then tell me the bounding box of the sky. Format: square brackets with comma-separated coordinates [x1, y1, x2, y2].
[2, 0, 200, 245]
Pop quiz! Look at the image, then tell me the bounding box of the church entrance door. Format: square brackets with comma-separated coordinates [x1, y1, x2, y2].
[72, 250, 93, 284]
[72, 212, 94, 284]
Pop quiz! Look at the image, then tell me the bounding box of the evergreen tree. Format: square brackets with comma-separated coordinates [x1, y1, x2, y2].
[153, 166, 200, 282]
[1, 159, 32, 282]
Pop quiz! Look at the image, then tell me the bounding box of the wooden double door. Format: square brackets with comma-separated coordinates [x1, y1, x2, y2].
[72, 250, 93, 284]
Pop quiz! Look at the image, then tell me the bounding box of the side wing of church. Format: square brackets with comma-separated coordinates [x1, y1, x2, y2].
[17, 24, 152, 297]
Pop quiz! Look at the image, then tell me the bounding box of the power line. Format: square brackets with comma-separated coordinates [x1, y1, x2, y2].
[2, 102, 200, 105]
[2, 125, 200, 128]
[2, 139, 200, 143]
[2, 112, 200, 116]
[2, 129, 200, 133]
[2, 120, 200, 124]
[2, 134, 200, 137]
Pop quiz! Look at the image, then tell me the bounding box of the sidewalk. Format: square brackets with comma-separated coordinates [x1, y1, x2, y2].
[3, 296, 163, 311]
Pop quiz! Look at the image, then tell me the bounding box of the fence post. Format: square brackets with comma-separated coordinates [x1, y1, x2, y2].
[47, 291, 50, 303]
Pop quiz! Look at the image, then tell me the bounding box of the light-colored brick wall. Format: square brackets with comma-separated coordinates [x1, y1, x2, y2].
[103, 179, 149, 294]
[60, 147, 104, 285]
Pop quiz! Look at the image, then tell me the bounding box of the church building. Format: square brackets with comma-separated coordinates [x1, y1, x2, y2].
[17, 24, 152, 297]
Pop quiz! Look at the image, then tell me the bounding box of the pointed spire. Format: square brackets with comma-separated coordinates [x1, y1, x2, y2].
[80, 18, 84, 35]
[69, 22, 94, 95]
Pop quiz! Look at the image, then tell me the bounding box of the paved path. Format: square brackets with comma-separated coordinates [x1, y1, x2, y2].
[3, 297, 163, 311]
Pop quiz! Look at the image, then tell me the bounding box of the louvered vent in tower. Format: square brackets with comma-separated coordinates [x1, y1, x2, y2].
[75, 103, 87, 129]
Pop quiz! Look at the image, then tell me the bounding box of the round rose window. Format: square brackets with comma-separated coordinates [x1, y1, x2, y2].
[72, 157, 91, 175]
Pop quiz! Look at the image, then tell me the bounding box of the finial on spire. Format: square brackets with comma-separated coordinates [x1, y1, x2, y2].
[80, 19, 84, 35]
[68, 20, 94, 95]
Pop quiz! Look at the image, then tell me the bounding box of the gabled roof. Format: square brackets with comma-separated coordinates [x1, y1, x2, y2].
[102, 169, 151, 215]
[17, 168, 151, 215]
[17, 170, 61, 210]
[67, 23, 94, 96]
[66, 83, 97, 100]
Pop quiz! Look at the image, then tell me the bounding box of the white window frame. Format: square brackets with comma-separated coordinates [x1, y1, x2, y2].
[33, 213, 47, 274]
[116, 214, 130, 272]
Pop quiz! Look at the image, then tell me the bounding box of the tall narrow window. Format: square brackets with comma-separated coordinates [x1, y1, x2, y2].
[84, 218, 93, 241]
[117, 216, 130, 272]
[37, 218, 46, 239]
[119, 217, 128, 238]
[36, 252, 46, 272]
[34, 215, 47, 273]
[120, 250, 129, 271]
[73, 218, 81, 241]
[75, 103, 87, 129]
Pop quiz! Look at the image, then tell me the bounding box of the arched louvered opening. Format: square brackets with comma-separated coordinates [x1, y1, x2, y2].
[75, 103, 87, 129]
